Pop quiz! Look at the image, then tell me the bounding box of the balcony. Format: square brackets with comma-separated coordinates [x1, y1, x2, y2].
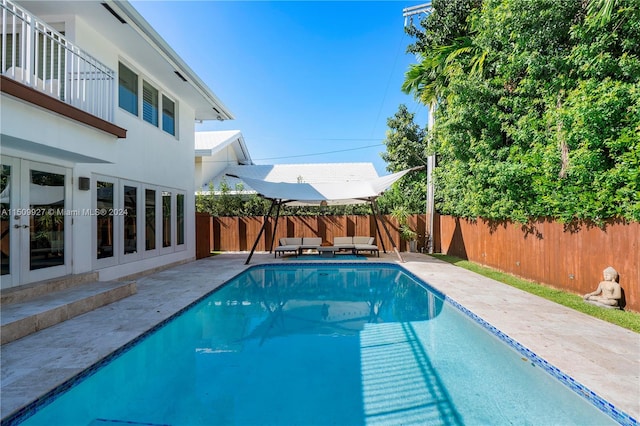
[1, 0, 116, 123]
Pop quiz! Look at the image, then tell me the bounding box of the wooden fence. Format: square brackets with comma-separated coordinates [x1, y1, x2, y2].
[199, 214, 427, 254]
[439, 216, 639, 313]
[195, 213, 638, 312]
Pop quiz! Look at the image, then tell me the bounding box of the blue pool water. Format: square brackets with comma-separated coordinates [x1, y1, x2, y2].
[11, 264, 620, 425]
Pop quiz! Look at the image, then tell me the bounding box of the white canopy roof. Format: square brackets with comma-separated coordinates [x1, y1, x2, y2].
[227, 167, 419, 206]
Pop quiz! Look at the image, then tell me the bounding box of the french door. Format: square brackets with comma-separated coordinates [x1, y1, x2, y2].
[0, 157, 72, 288]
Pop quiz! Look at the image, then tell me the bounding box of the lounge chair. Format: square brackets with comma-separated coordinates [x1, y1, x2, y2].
[274, 237, 323, 257]
[332, 236, 379, 256]
[299, 237, 322, 253]
[333, 237, 355, 253]
[353, 236, 379, 257]
[274, 237, 302, 257]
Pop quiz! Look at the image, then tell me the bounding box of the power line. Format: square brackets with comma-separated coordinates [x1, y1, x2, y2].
[370, 31, 408, 139]
[253, 143, 385, 161]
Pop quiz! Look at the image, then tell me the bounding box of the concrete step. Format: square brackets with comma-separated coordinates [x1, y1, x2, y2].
[1, 271, 100, 305]
[0, 280, 137, 345]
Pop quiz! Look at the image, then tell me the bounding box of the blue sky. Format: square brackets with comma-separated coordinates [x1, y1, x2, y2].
[131, 1, 429, 175]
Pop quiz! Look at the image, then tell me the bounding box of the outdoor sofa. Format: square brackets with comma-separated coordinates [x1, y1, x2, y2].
[274, 237, 322, 257]
[333, 236, 379, 257]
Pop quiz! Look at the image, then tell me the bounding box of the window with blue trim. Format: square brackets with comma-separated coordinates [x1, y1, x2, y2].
[118, 63, 138, 115]
[143, 80, 159, 127]
[162, 95, 175, 136]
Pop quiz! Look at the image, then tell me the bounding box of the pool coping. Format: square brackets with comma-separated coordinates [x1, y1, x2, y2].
[1, 253, 638, 425]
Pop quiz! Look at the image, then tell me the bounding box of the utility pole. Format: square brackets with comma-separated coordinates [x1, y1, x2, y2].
[402, 3, 432, 27]
[403, 2, 436, 254]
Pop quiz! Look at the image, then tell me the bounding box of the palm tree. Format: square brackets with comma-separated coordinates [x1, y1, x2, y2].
[402, 35, 486, 106]
[587, 0, 618, 27]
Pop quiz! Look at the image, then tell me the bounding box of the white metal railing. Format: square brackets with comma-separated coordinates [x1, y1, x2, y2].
[1, 0, 115, 122]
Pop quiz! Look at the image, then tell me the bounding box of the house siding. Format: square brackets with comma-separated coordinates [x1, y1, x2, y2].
[1, 1, 221, 288]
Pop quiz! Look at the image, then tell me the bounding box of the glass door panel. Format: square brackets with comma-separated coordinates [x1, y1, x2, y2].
[29, 169, 65, 270]
[176, 193, 184, 246]
[124, 185, 137, 254]
[145, 189, 156, 251]
[21, 161, 71, 283]
[97, 181, 114, 259]
[1, 164, 12, 277]
[162, 191, 171, 248]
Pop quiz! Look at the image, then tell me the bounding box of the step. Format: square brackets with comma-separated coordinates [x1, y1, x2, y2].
[1, 271, 100, 305]
[0, 280, 137, 345]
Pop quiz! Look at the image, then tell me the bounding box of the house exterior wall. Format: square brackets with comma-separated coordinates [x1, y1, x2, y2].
[197, 146, 241, 191]
[0, 1, 213, 288]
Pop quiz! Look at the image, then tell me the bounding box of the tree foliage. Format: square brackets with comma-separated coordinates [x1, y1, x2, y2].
[402, 0, 640, 223]
[379, 104, 427, 214]
[196, 178, 382, 217]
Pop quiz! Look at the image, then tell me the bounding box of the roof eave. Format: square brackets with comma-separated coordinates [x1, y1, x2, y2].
[113, 0, 235, 121]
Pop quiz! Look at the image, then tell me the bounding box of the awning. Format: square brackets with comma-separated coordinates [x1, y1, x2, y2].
[226, 166, 421, 206]
[226, 166, 424, 264]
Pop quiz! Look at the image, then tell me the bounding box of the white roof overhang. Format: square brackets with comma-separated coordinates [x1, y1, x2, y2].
[195, 131, 253, 164]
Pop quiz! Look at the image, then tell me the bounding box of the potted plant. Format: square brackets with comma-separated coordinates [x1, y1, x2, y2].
[391, 206, 418, 252]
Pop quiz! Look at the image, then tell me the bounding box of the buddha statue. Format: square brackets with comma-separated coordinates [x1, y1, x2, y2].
[583, 266, 622, 309]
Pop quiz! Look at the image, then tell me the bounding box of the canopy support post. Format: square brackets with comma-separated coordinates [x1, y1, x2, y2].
[268, 199, 283, 253]
[369, 199, 387, 253]
[372, 199, 404, 263]
[245, 198, 278, 265]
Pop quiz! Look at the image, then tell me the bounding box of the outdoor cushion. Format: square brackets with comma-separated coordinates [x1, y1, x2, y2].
[280, 237, 302, 246]
[333, 237, 354, 247]
[300, 237, 322, 249]
[301, 237, 322, 246]
[354, 242, 379, 256]
[353, 236, 374, 245]
[275, 237, 303, 257]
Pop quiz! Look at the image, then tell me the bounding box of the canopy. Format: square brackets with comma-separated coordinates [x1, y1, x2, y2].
[226, 166, 420, 206]
[229, 165, 424, 264]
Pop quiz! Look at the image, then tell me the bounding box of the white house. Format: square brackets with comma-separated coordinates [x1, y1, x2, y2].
[195, 130, 253, 193]
[0, 0, 233, 288]
[193, 131, 383, 202]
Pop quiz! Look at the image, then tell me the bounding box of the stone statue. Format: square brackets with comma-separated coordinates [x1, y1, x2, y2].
[583, 267, 622, 309]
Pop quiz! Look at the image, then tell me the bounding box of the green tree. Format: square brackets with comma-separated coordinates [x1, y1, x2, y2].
[380, 104, 427, 214]
[403, 0, 639, 223]
[403, 0, 484, 106]
[196, 178, 271, 217]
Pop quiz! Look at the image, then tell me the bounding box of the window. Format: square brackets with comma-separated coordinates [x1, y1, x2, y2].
[118, 63, 138, 115]
[177, 193, 184, 245]
[97, 181, 114, 259]
[162, 95, 175, 136]
[124, 185, 137, 254]
[145, 189, 156, 251]
[143, 80, 159, 126]
[162, 191, 171, 248]
[117, 62, 176, 136]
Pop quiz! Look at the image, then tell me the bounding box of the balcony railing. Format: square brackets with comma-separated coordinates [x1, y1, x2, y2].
[1, 0, 115, 122]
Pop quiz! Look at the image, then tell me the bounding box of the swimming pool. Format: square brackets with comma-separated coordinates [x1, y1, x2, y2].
[7, 263, 622, 425]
